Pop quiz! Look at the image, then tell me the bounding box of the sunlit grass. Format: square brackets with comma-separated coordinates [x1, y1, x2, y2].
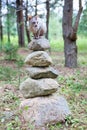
[2, 35, 18, 45]
[77, 35, 87, 53]
[50, 38, 64, 51]
[50, 36, 87, 53]
[1, 35, 87, 53]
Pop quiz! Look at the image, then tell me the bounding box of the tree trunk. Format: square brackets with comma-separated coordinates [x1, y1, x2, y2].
[0, 0, 3, 41]
[25, 0, 31, 43]
[35, 0, 38, 15]
[16, 0, 25, 47]
[46, 0, 50, 39]
[64, 38, 77, 67]
[62, 0, 82, 68]
[6, 0, 10, 43]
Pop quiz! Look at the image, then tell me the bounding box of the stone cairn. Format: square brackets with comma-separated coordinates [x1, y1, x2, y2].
[19, 37, 71, 129]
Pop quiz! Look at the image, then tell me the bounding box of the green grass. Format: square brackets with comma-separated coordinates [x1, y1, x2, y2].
[49, 36, 87, 53]
[50, 38, 64, 51]
[2, 35, 18, 46]
[1, 35, 87, 54]
[0, 66, 17, 81]
[77, 36, 87, 52]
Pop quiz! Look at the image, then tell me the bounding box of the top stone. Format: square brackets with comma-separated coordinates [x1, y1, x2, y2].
[28, 38, 50, 51]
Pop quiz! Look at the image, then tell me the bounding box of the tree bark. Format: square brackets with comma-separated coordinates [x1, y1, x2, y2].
[62, 0, 83, 68]
[25, 0, 31, 43]
[46, 0, 50, 39]
[16, 0, 25, 47]
[0, 0, 3, 41]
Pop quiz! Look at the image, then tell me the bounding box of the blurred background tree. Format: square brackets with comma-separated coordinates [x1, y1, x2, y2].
[79, 0, 87, 35]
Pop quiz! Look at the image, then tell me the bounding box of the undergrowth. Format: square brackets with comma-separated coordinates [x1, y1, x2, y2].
[0, 46, 87, 130]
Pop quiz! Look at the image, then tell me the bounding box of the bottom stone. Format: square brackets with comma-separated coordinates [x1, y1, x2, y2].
[20, 95, 71, 128]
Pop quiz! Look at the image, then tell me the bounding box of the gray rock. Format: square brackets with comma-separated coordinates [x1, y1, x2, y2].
[19, 78, 59, 98]
[20, 95, 71, 128]
[25, 51, 52, 67]
[28, 38, 50, 51]
[26, 67, 59, 79]
[1, 111, 15, 122]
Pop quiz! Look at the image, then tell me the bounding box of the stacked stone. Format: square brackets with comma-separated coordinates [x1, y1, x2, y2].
[19, 38, 71, 129]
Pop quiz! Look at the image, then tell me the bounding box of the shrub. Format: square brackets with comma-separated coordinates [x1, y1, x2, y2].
[3, 42, 18, 60]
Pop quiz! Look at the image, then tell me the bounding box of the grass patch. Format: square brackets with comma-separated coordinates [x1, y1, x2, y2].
[50, 36, 87, 53]
[0, 66, 17, 81]
[2, 35, 18, 46]
[1, 34, 87, 53]
[56, 71, 87, 130]
[50, 38, 64, 52]
[77, 36, 87, 53]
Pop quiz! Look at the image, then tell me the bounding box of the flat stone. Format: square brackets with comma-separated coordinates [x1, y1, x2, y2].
[26, 67, 59, 79]
[28, 38, 50, 51]
[20, 95, 71, 128]
[25, 51, 52, 67]
[19, 78, 59, 98]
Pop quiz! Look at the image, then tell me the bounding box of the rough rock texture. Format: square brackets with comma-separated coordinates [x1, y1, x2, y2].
[26, 67, 59, 79]
[25, 51, 52, 67]
[28, 38, 50, 51]
[19, 78, 59, 98]
[20, 95, 71, 128]
[19, 37, 71, 129]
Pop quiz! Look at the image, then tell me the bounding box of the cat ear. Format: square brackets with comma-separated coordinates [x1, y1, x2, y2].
[28, 16, 32, 21]
[35, 15, 39, 19]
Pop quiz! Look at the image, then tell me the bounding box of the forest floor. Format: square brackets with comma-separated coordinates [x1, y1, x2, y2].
[0, 48, 87, 130]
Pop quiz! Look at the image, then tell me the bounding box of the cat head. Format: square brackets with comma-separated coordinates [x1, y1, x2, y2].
[28, 15, 41, 30]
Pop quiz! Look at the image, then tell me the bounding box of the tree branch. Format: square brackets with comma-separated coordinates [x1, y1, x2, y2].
[70, 0, 83, 41]
[73, 0, 83, 32]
